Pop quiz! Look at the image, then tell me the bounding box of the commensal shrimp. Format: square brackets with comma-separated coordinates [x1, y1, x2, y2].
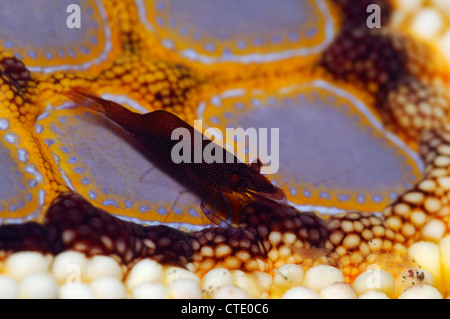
[65, 89, 285, 223]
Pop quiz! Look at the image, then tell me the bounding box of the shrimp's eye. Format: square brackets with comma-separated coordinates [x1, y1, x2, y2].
[230, 174, 240, 184]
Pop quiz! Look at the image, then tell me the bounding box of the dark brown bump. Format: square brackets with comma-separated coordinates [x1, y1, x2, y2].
[239, 199, 329, 249]
[43, 191, 192, 266]
[325, 212, 393, 263]
[0, 222, 54, 254]
[334, 0, 392, 28]
[320, 27, 406, 97]
[0, 54, 34, 91]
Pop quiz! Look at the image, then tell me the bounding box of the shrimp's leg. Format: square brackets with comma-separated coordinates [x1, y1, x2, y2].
[200, 192, 240, 234]
[139, 166, 154, 182]
[201, 201, 232, 230]
[162, 188, 192, 223]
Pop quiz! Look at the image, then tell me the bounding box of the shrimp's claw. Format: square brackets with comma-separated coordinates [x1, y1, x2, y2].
[200, 198, 242, 236]
[249, 187, 286, 203]
[65, 87, 107, 114]
[245, 159, 287, 203]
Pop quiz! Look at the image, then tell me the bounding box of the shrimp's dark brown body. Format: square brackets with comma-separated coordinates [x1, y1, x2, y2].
[66, 89, 285, 218]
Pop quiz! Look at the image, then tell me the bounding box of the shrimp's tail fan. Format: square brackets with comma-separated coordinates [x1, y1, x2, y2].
[65, 87, 107, 114]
